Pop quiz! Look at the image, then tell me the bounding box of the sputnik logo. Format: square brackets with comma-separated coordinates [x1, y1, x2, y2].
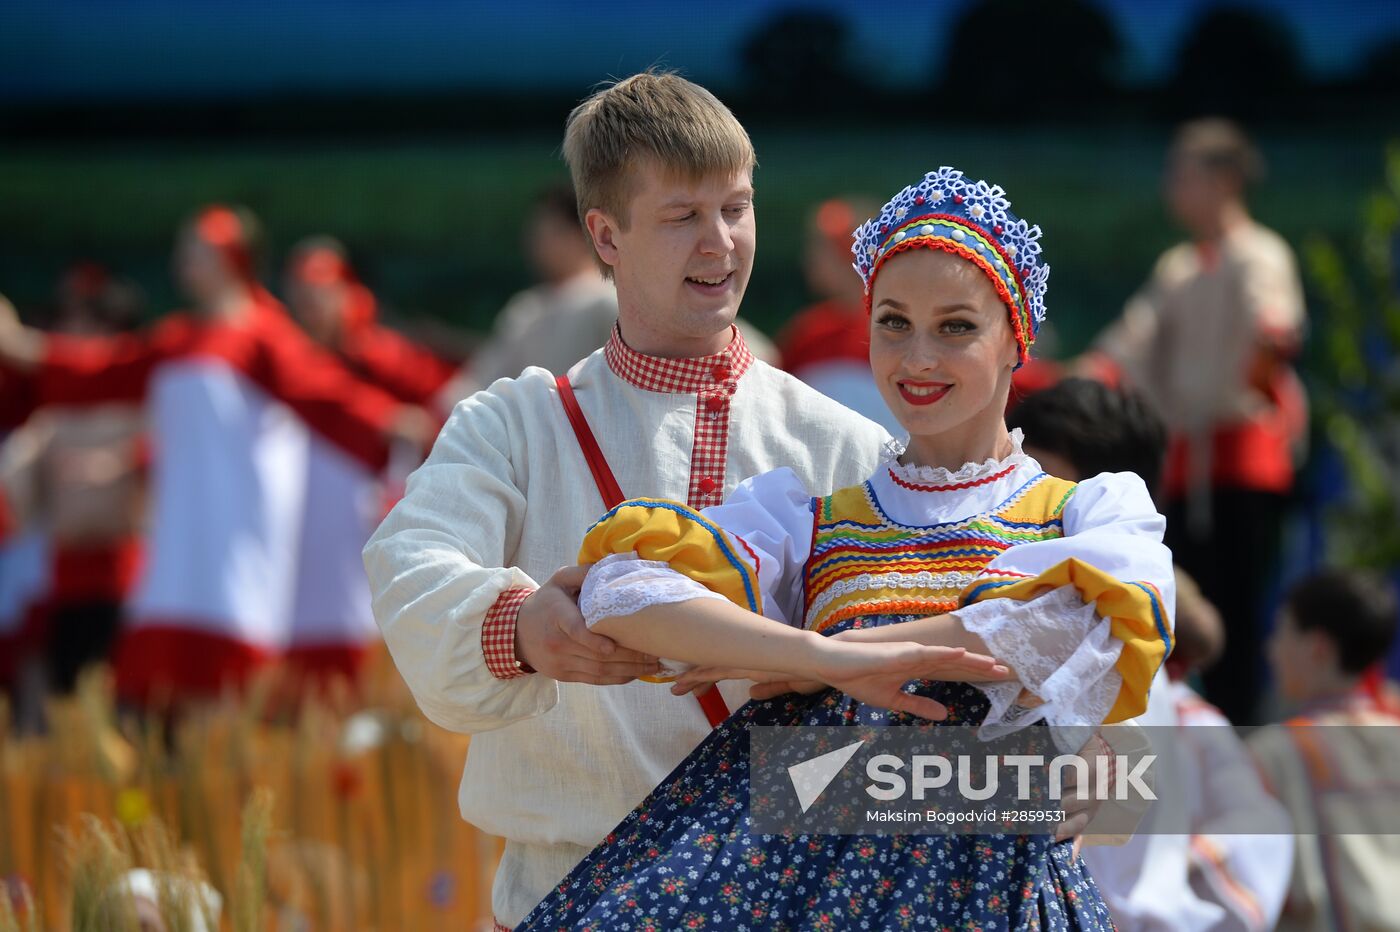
[787, 739, 866, 813]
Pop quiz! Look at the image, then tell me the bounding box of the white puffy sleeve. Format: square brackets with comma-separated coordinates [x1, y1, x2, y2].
[953, 471, 1175, 745]
[576, 467, 815, 676]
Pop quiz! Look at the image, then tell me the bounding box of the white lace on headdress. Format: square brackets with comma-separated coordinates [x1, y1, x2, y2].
[881, 428, 1031, 486]
[851, 166, 1050, 333]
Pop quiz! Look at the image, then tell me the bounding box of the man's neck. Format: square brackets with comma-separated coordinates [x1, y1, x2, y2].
[1193, 200, 1250, 243]
[1299, 673, 1364, 709]
[616, 318, 734, 359]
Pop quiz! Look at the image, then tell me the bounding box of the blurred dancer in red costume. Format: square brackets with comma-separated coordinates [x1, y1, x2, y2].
[285, 237, 456, 415]
[0, 207, 429, 707]
[281, 238, 454, 695]
[1, 265, 149, 697]
[0, 300, 42, 700]
[775, 197, 903, 434]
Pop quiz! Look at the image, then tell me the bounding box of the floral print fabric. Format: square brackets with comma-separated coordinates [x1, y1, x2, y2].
[519, 615, 1116, 931]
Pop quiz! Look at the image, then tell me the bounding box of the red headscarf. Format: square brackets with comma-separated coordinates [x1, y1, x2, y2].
[194, 206, 256, 283]
[192, 205, 281, 313]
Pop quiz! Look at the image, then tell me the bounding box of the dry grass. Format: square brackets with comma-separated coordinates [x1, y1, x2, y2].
[0, 651, 496, 931]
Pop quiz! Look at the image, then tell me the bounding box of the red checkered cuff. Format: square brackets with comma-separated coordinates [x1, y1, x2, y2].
[482, 587, 537, 680]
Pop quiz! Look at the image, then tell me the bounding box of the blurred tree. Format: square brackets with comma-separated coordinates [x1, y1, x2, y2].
[935, 0, 1123, 116]
[1302, 143, 1400, 569]
[1168, 5, 1303, 119]
[740, 8, 864, 112]
[1359, 34, 1400, 97]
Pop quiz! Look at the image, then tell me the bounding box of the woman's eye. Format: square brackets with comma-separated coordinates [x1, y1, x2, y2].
[942, 319, 976, 334]
[875, 313, 909, 331]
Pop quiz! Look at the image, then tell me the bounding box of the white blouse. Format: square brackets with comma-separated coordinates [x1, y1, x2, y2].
[580, 431, 1175, 751]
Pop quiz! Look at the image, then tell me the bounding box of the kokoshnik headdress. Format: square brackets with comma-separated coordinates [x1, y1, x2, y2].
[852, 167, 1049, 367]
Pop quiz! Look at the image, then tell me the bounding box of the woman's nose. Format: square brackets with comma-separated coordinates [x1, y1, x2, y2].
[901, 333, 941, 371]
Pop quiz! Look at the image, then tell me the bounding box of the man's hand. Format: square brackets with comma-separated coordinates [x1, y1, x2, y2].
[514, 565, 662, 684]
[1054, 732, 1110, 852]
[0, 295, 42, 370]
[387, 404, 437, 450]
[0, 294, 17, 335]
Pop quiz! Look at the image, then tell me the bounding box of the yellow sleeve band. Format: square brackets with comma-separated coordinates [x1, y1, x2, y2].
[961, 557, 1172, 722]
[578, 499, 763, 615]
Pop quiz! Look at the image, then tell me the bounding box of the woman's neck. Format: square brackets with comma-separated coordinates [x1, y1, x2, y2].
[198, 282, 254, 322]
[901, 417, 1015, 473]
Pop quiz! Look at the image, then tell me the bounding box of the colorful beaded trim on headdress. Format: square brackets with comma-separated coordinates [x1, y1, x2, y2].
[852, 167, 1049, 367]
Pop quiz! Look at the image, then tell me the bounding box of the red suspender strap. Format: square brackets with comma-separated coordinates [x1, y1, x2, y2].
[692, 679, 732, 729]
[555, 374, 731, 729]
[556, 374, 624, 509]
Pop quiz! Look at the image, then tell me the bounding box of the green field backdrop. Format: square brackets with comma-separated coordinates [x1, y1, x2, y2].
[0, 122, 1389, 355]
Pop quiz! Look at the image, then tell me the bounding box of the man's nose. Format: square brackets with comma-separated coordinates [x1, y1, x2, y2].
[697, 212, 734, 256]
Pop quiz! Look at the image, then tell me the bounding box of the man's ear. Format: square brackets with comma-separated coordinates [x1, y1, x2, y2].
[585, 208, 620, 271]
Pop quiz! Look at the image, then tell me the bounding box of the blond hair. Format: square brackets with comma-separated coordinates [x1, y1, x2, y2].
[562, 70, 756, 229]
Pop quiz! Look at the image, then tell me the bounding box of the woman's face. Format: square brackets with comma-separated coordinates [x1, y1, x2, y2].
[868, 248, 1019, 441]
[173, 229, 230, 308]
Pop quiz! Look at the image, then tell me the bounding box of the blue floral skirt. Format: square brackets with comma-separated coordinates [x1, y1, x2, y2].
[519, 615, 1116, 931]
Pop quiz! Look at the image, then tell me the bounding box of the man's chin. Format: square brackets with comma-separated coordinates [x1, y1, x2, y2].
[681, 302, 741, 335]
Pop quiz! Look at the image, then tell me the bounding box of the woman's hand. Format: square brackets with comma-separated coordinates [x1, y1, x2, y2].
[810, 639, 1010, 721]
[669, 667, 782, 697]
[747, 628, 1016, 702]
[824, 627, 1017, 682]
[748, 677, 828, 700]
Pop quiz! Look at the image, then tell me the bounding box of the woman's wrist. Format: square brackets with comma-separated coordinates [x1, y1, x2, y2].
[798, 630, 841, 682]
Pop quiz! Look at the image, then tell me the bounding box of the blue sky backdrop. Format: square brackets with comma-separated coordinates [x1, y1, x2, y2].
[2, 0, 1397, 101]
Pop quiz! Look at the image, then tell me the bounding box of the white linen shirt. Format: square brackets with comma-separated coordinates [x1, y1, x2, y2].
[363, 334, 889, 925]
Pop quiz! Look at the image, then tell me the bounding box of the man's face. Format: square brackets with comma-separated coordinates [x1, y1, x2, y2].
[1163, 155, 1231, 234]
[1267, 608, 1323, 702]
[590, 160, 754, 350]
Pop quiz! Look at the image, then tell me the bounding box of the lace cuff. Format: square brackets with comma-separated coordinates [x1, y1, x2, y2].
[954, 585, 1124, 754]
[579, 552, 731, 676]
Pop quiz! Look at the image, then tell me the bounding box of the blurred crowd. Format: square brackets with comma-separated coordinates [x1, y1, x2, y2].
[1, 116, 1398, 929]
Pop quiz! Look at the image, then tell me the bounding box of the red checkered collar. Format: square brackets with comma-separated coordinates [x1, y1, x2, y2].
[604, 323, 755, 393]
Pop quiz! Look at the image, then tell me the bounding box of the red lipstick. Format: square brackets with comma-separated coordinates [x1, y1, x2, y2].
[897, 381, 952, 406]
